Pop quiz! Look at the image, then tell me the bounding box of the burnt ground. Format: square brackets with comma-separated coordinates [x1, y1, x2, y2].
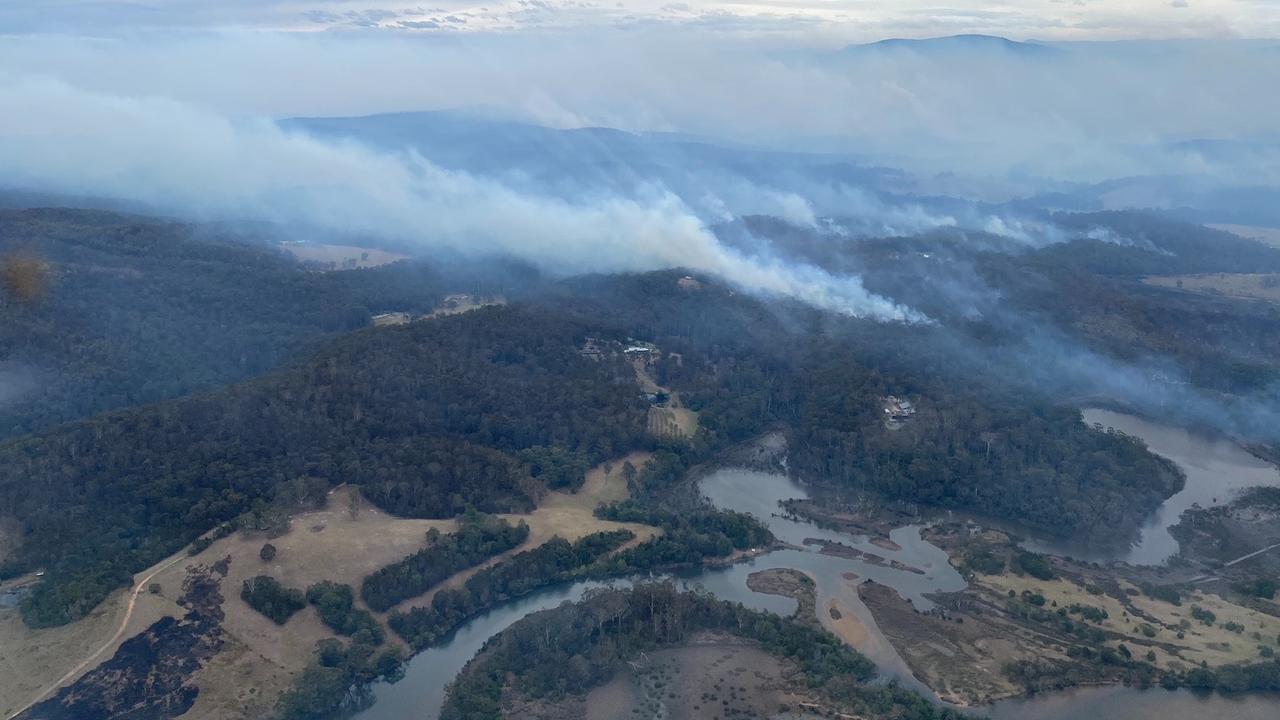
[714, 430, 789, 474]
[17, 561, 228, 720]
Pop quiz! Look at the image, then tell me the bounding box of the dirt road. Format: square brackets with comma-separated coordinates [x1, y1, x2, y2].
[1190, 541, 1280, 584]
[4, 552, 188, 720]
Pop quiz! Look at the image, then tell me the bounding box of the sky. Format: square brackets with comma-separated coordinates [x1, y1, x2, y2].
[1, 1, 1276, 188]
[1, 1, 1278, 319]
[1, 0, 1278, 40]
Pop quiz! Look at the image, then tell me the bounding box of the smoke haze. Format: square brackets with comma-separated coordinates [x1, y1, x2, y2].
[0, 77, 924, 320]
[2, 30, 1277, 183]
[1, 24, 1278, 335]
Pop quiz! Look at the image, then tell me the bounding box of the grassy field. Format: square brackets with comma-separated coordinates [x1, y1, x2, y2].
[1209, 224, 1280, 248]
[279, 242, 408, 269]
[422, 294, 506, 319]
[985, 572, 1280, 668]
[0, 563, 182, 718]
[188, 454, 658, 719]
[1144, 273, 1280, 303]
[635, 361, 700, 439]
[860, 523, 1280, 707]
[1, 452, 657, 720]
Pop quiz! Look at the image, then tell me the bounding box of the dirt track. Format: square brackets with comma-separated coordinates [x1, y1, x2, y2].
[1, 453, 659, 720]
[3, 552, 189, 720]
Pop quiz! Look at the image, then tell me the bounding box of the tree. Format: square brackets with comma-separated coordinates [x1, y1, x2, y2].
[260, 543, 278, 562]
[241, 575, 306, 625]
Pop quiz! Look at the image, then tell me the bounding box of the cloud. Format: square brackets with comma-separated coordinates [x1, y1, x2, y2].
[1, 30, 1276, 186]
[0, 77, 922, 322]
[1, 0, 1274, 36]
[0, 1, 1262, 37]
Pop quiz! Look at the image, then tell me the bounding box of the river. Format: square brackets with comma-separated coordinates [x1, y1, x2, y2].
[360, 411, 1280, 719]
[357, 467, 964, 719]
[1024, 408, 1280, 566]
[989, 408, 1280, 718]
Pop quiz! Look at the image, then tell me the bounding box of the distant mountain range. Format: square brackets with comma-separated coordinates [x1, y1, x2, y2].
[844, 34, 1058, 56]
[282, 109, 1280, 229]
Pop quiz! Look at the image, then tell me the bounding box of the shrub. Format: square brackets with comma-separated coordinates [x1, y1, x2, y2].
[1016, 552, 1055, 581]
[241, 575, 306, 624]
[1191, 605, 1217, 626]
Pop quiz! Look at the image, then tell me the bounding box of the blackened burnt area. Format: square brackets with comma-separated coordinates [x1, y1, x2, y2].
[18, 562, 228, 720]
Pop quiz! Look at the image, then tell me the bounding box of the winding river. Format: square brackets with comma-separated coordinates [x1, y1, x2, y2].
[359, 409, 1280, 719]
[989, 409, 1280, 718]
[358, 468, 964, 719]
[1024, 408, 1280, 566]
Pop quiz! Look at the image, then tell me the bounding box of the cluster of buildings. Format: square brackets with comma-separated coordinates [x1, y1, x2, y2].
[579, 338, 669, 406]
[371, 312, 412, 327]
[882, 395, 917, 428]
[579, 337, 659, 362]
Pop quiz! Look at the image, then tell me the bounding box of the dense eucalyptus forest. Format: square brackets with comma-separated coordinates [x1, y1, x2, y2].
[7, 210, 1256, 628]
[0, 208, 455, 437]
[361, 515, 530, 612]
[389, 529, 638, 649]
[5, 9, 1280, 720]
[0, 304, 649, 626]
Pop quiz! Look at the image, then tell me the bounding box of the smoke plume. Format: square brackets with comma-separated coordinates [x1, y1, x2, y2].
[0, 77, 922, 322]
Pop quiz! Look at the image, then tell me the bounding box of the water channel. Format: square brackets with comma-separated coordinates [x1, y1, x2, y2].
[360, 410, 1280, 719]
[360, 467, 963, 719]
[1024, 408, 1280, 566]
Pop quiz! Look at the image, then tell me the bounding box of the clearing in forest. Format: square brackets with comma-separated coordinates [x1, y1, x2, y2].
[0, 453, 657, 720]
[1145, 273, 1280, 303]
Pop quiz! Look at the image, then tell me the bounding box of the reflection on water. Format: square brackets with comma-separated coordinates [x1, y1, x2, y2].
[359, 467, 966, 718]
[699, 468, 966, 696]
[357, 457, 1280, 720]
[700, 469, 964, 608]
[360, 580, 625, 720]
[1024, 408, 1280, 566]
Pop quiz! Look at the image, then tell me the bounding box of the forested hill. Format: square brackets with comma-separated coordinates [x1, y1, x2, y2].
[1, 260, 1196, 628]
[526, 272, 1186, 546]
[0, 208, 452, 437]
[440, 582, 962, 720]
[726, 211, 1280, 431]
[0, 305, 649, 627]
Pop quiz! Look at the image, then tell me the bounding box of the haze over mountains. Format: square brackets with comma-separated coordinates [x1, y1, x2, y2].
[3, 27, 1279, 438]
[3, 5, 1280, 718]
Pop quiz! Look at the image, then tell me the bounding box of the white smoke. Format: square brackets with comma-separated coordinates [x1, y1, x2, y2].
[4, 31, 1277, 185]
[0, 77, 923, 322]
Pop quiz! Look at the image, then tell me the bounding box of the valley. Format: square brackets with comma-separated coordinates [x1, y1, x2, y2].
[5, 11, 1280, 720]
[4, 209, 1280, 720]
[366, 417, 1280, 719]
